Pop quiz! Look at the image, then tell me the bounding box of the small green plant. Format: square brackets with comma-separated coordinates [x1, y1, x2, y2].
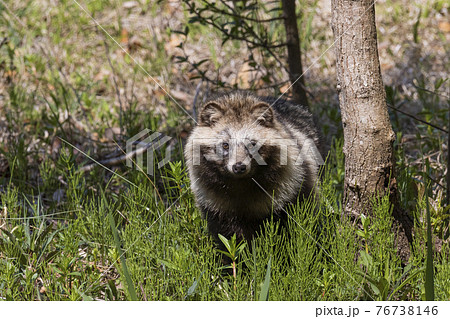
[357, 250, 424, 301]
[356, 214, 373, 254]
[315, 269, 336, 300]
[217, 234, 247, 283]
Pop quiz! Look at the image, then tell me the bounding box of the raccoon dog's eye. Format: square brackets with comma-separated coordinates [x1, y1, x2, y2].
[222, 142, 229, 150]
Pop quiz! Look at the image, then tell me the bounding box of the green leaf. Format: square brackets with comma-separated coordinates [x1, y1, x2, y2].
[51, 265, 64, 275]
[157, 258, 181, 271]
[355, 270, 380, 296]
[259, 257, 271, 301]
[67, 271, 82, 276]
[236, 241, 247, 256]
[356, 230, 365, 238]
[216, 249, 232, 259]
[218, 234, 231, 253]
[217, 265, 233, 270]
[185, 271, 204, 299]
[358, 250, 373, 268]
[36, 228, 62, 264]
[75, 287, 94, 301]
[108, 213, 138, 301]
[388, 266, 424, 300]
[369, 281, 380, 296]
[107, 279, 119, 300]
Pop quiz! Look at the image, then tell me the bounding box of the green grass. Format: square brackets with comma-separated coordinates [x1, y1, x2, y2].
[0, 0, 449, 301]
[1, 140, 449, 300]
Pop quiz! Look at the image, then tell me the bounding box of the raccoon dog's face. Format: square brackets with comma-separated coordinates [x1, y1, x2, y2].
[193, 98, 280, 179]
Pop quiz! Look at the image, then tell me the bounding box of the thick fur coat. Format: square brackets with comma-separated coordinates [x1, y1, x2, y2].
[185, 91, 321, 245]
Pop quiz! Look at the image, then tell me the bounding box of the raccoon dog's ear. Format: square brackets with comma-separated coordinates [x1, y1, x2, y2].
[199, 102, 224, 126]
[252, 102, 274, 127]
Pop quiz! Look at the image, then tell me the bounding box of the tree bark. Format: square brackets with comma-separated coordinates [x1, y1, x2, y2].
[331, 0, 412, 260]
[281, 0, 309, 107]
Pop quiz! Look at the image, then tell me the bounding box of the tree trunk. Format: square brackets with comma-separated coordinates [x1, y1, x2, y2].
[331, 0, 412, 260]
[281, 0, 309, 107]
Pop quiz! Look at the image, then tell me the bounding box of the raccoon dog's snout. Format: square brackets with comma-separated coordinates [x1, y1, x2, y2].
[224, 139, 252, 176]
[232, 162, 247, 174]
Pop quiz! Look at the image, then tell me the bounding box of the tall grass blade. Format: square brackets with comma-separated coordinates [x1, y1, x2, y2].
[185, 271, 204, 300]
[259, 257, 271, 301]
[425, 184, 435, 300]
[108, 213, 138, 301]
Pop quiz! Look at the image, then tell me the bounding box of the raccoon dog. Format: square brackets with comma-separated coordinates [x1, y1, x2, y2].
[185, 91, 321, 246]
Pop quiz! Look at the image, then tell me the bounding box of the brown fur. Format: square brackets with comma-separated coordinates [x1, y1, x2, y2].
[185, 91, 321, 246]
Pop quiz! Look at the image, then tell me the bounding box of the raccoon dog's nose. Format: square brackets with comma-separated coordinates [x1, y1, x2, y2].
[232, 162, 247, 174]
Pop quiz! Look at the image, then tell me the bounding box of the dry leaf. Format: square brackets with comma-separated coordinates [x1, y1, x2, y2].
[233, 62, 258, 89]
[123, 1, 138, 9]
[120, 28, 129, 45]
[438, 21, 450, 33]
[164, 35, 182, 55]
[279, 82, 291, 94]
[170, 89, 191, 105]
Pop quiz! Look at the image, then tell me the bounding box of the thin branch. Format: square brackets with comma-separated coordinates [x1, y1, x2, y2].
[184, 0, 297, 83]
[0, 37, 7, 48]
[214, 0, 285, 23]
[411, 83, 450, 99]
[79, 140, 153, 172]
[387, 103, 448, 133]
[185, 2, 286, 50]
